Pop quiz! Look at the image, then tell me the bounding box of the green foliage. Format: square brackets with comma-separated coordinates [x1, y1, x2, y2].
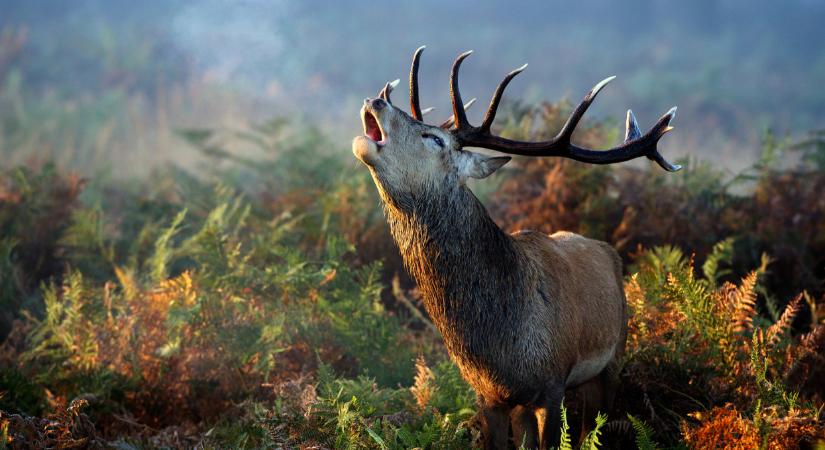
[547, 406, 610, 450]
[148, 208, 186, 283]
[632, 245, 689, 302]
[60, 206, 115, 279]
[626, 242, 822, 447]
[627, 414, 660, 450]
[0, 369, 44, 416]
[579, 412, 607, 450]
[3, 101, 825, 447]
[558, 403, 573, 450]
[749, 333, 799, 414]
[200, 402, 276, 450]
[426, 361, 476, 417]
[702, 237, 734, 286]
[25, 272, 99, 373]
[261, 362, 470, 450]
[0, 164, 83, 330]
[312, 261, 415, 386]
[0, 138, 446, 447]
[0, 237, 22, 321]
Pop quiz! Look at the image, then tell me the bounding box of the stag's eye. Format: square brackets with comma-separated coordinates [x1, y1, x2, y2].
[422, 133, 444, 148]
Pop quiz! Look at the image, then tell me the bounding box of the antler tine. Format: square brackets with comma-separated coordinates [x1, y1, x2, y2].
[556, 76, 615, 143]
[449, 50, 474, 129]
[440, 98, 476, 128]
[378, 79, 400, 104]
[645, 107, 681, 171]
[625, 109, 642, 142]
[481, 63, 528, 131]
[624, 109, 680, 171]
[410, 45, 426, 120]
[378, 83, 391, 103]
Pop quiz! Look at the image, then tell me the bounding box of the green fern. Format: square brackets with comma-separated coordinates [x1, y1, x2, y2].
[366, 425, 388, 449]
[627, 414, 660, 450]
[558, 403, 573, 450]
[148, 208, 186, 282]
[702, 238, 734, 287]
[579, 412, 607, 450]
[749, 332, 799, 414]
[23, 272, 98, 372]
[665, 260, 725, 346]
[636, 245, 688, 288]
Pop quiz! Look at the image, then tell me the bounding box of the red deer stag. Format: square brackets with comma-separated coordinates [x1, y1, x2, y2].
[352, 46, 679, 449]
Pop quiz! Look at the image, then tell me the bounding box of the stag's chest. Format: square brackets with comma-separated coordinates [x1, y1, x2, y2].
[448, 341, 548, 406]
[430, 302, 544, 398]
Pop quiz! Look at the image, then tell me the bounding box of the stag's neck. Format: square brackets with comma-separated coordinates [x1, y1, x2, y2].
[375, 174, 526, 335]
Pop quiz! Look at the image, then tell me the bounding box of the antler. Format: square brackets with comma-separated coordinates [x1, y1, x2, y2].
[440, 51, 681, 172]
[409, 46, 426, 120]
[409, 47, 478, 127]
[440, 98, 476, 128]
[378, 78, 400, 104]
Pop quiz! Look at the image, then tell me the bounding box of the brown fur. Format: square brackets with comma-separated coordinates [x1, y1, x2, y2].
[354, 98, 627, 449]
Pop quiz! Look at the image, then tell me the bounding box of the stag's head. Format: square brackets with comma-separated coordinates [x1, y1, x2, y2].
[353, 96, 511, 190]
[354, 46, 681, 199]
[352, 51, 512, 191]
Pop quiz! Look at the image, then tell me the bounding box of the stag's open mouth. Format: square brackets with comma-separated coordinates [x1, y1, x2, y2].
[362, 109, 386, 145]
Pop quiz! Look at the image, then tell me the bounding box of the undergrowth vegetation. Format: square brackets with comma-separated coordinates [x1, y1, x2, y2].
[1, 101, 825, 449]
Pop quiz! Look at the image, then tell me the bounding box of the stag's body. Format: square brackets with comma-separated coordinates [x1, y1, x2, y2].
[374, 158, 625, 447]
[354, 47, 677, 448]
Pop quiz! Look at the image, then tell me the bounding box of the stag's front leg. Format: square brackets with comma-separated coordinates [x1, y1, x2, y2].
[477, 400, 510, 449]
[511, 405, 538, 449]
[535, 384, 565, 450]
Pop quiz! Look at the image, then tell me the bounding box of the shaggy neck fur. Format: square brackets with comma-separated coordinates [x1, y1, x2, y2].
[372, 170, 527, 365]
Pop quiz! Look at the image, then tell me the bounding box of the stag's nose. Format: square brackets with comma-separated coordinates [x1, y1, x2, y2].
[365, 97, 386, 111]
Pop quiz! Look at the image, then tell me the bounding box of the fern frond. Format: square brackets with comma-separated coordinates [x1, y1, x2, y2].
[639, 245, 687, 287]
[702, 238, 734, 286]
[149, 209, 187, 282]
[802, 291, 820, 329]
[579, 412, 607, 450]
[627, 414, 660, 450]
[730, 271, 759, 333]
[749, 329, 768, 381]
[624, 274, 646, 315]
[558, 403, 573, 450]
[667, 268, 726, 344]
[410, 356, 434, 411]
[793, 324, 825, 362]
[767, 294, 802, 347]
[785, 324, 825, 388]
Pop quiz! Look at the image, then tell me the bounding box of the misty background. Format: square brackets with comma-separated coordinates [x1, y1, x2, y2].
[1, 0, 824, 174]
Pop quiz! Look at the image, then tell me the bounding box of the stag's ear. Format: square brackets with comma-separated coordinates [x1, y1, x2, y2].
[457, 151, 511, 179]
